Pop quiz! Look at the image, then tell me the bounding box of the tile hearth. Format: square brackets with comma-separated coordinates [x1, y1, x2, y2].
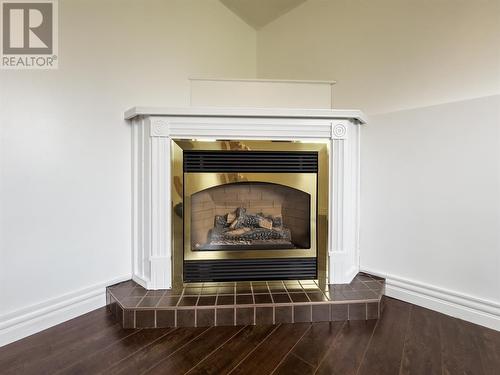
[106, 273, 385, 329]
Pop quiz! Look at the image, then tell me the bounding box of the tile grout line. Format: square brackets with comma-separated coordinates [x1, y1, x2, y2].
[282, 281, 294, 322]
[267, 282, 276, 324]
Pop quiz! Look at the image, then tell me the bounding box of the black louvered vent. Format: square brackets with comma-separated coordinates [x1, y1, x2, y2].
[184, 258, 317, 282]
[184, 151, 318, 173]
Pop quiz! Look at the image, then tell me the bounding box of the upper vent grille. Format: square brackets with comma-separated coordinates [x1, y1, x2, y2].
[183, 151, 318, 173]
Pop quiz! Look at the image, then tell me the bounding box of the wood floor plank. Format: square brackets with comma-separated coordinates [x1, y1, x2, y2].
[21, 322, 136, 374]
[2, 297, 499, 375]
[107, 327, 209, 374]
[144, 326, 244, 374]
[57, 328, 173, 375]
[186, 325, 278, 375]
[286, 321, 344, 368]
[357, 297, 412, 375]
[475, 324, 500, 375]
[0, 307, 111, 372]
[229, 323, 311, 375]
[399, 305, 442, 375]
[273, 353, 315, 375]
[315, 320, 376, 375]
[440, 314, 486, 375]
[4, 310, 133, 375]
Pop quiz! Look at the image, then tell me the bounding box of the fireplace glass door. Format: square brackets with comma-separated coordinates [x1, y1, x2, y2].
[183, 171, 317, 262]
[191, 182, 311, 252]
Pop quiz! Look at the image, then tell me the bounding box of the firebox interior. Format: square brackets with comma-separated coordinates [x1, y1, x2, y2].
[191, 182, 311, 251]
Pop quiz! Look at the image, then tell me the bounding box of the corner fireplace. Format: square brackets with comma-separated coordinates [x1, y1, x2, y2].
[171, 140, 329, 283]
[127, 107, 365, 289]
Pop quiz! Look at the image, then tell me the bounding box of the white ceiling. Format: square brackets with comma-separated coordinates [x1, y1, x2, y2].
[220, 0, 307, 30]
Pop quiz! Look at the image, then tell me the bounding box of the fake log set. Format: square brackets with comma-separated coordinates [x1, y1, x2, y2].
[196, 207, 294, 250]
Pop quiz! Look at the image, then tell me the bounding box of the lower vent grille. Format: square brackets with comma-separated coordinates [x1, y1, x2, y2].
[184, 258, 317, 282]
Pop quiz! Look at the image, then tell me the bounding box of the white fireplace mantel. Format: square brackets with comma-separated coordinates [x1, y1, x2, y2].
[125, 106, 367, 289]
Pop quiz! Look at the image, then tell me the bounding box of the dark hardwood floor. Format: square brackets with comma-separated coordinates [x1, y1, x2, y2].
[1, 297, 499, 375]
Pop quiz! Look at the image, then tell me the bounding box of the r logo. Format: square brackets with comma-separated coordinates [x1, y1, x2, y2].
[2, 1, 53, 54]
[1, 0, 57, 68]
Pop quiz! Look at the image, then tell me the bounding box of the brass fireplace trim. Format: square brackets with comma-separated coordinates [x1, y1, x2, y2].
[184, 173, 317, 260]
[171, 139, 329, 287]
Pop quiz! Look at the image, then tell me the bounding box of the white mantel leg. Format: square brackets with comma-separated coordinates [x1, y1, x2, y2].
[329, 121, 360, 283]
[132, 117, 172, 289]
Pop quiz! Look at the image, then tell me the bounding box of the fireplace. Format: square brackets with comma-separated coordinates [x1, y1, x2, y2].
[126, 106, 365, 289]
[171, 140, 329, 283]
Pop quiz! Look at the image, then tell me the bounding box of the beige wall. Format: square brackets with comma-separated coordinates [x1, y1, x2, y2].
[257, 0, 500, 114]
[0, 0, 256, 318]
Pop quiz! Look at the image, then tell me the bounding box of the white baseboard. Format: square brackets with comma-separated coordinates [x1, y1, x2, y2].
[361, 268, 500, 331]
[0, 274, 131, 347]
[132, 273, 149, 289]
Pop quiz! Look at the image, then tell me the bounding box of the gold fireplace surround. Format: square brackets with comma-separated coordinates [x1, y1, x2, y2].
[171, 139, 329, 286]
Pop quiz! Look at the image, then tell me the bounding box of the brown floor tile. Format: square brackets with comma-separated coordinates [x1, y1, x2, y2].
[285, 285, 304, 293]
[268, 283, 287, 292]
[217, 295, 235, 305]
[294, 305, 312, 323]
[236, 294, 254, 305]
[197, 296, 216, 306]
[146, 290, 166, 297]
[358, 290, 379, 299]
[177, 309, 195, 327]
[307, 292, 329, 302]
[156, 309, 175, 327]
[120, 297, 143, 308]
[216, 307, 235, 326]
[178, 296, 198, 306]
[364, 281, 383, 291]
[349, 303, 366, 320]
[136, 310, 155, 328]
[115, 305, 124, 326]
[312, 304, 331, 322]
[236, 286, 253, 294]
[123, 310, 135, 328]
[197, 309, 215, 327]
[129, 288, 148, 297]
[367, 302, 379, 319]
[236, 307, 255, 325]
[290, 292, 309, 302]
[217, 286, 235, 294]
[200, 287, 218, 295]
[331, 304, 348, 321]
[183, 287, 201, 296]
[256, 307, 274, 324]
[275, 306, 293, 323]
[272, 293, 291, 303]
[138, 296, 161, 308]
[251, 284, 270, 293]
[342, 291, 364, 300]
[254, 294, 273, 304]
[157, 296, 180, 307]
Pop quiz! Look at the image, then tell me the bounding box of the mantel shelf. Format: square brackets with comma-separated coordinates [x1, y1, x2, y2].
[124, 106, 368, 125]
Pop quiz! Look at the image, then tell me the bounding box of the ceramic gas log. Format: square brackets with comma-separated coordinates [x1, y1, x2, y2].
[198, 207, 293, 250]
